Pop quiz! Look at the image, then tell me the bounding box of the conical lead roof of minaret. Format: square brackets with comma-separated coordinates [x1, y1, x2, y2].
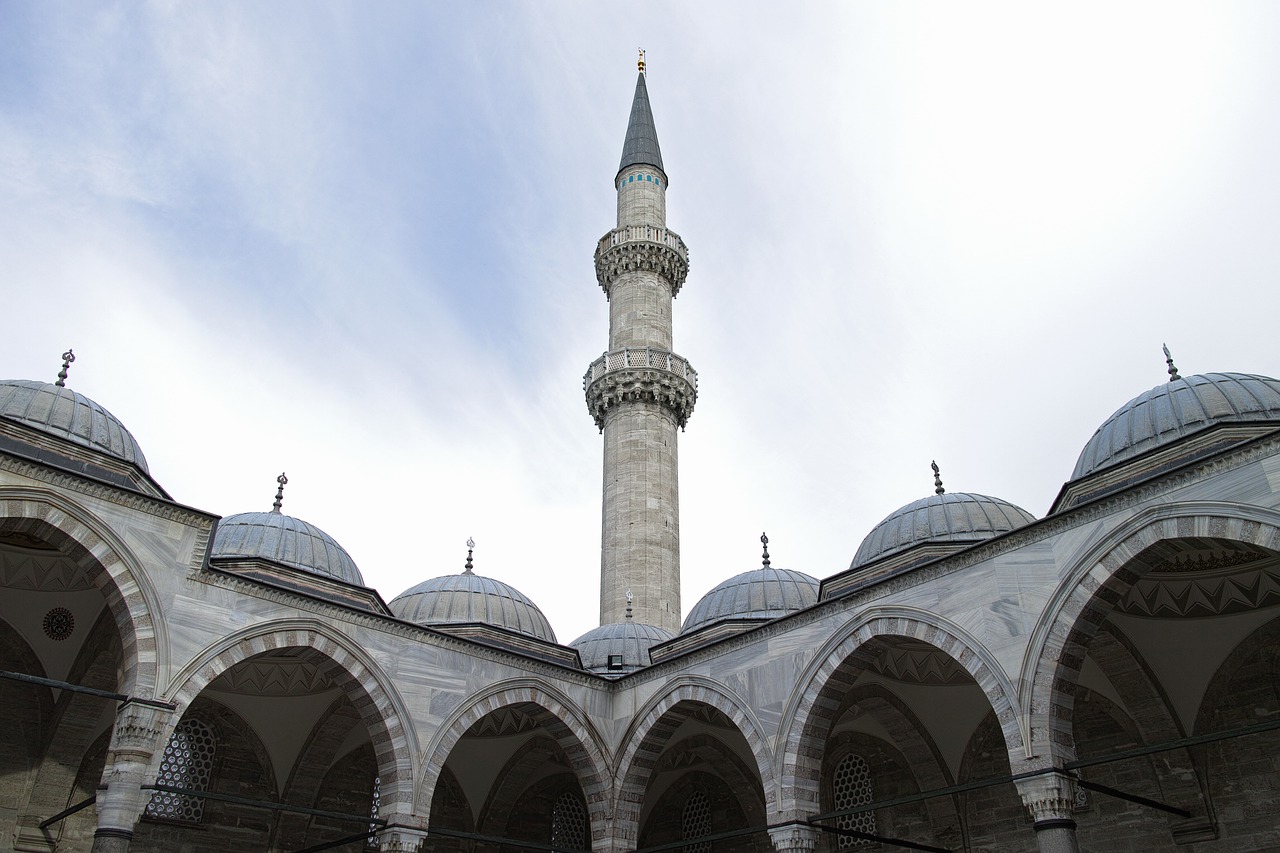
[618, 71, 665, 177]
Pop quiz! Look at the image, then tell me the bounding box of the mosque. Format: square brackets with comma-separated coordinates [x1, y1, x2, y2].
[4, 56, 1280, 853]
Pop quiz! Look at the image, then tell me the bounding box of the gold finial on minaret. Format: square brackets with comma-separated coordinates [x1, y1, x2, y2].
[637, 48, 646, 75]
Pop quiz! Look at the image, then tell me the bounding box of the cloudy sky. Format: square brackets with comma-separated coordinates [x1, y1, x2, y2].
[3, 3, 1279, 645]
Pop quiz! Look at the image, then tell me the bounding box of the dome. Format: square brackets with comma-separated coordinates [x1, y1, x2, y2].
[571, 621, 674, 673]
[682, 567, 819, 634]
[852, 492, 1036, 570]
[212, 511, 364, 586]
[1072, 372, 1280, 480]
[390, 571, 557, 643]
[0, 379, 149, 473]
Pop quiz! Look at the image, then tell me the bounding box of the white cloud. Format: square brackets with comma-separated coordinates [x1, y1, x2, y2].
[3, 2, 1279, 645]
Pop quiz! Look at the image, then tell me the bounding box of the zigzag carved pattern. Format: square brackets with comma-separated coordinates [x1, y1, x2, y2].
[213, 659, 336, 696]
[868, 647, 969, 685]
[658, 748, 705, 772]
[685, 705, 733, 728]
[0, 547, 93, 591]
[468, 707, 542, 738]
[1119, 566, 1280, 617]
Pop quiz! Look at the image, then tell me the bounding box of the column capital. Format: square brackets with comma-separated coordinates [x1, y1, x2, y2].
[379, 823, 428, 852]
[111, 701, 174, 757]
[768, 822, 820, 853]
[1014, 770, 1078, 826]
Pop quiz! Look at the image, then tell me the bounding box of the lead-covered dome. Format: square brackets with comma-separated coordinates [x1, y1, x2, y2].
[682, 566, 819, 634]
[390, 570, 557, 643]
[571, 621, 673, 673]
[852, 492, 1036, 570]
[1072, 372, 1280, 480]
[0, 379, 149, 473]
[212, 511, 365, 586]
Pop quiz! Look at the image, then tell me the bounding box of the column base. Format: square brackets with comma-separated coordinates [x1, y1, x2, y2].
[90, 827, 135, 853]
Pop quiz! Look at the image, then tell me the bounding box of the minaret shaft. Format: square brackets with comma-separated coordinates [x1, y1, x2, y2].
[586, 69, 695, 634]
[600, 402, 681, 629]
[608, 269, 673, 350]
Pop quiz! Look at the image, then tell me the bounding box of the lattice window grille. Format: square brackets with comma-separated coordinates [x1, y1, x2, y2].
[144, 719, 216, 822]
[682, 789, 712, 853]
[550, 790, 587, 850]
[833, 753, 877, 848]
[366, 775, 381, 849]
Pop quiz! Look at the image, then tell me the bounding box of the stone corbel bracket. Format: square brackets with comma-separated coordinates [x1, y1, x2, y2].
[594, 227, 690, 298]
[584, 350, 698, 431]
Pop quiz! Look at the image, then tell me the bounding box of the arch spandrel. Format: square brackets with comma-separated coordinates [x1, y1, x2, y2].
[1023, 503, 1280, 765]
[774, 606, 1025, 820]
[0, 488, 166, 698]
[162, 619, 419, 823]
[417, 679, 610, 846]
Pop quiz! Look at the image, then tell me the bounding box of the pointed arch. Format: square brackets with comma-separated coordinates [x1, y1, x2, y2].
[163, 619, 418, 824]
[418, 679, 610, 846]
[0, 488, 168, 696]
[1022, 503, 1280, 765]
[775, 606, 1023, 821]
[612, 675, 777, 848]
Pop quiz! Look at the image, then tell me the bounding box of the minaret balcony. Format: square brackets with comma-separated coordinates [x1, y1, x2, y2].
[584, 347, 698, 430]
[594, 226, 690, 297]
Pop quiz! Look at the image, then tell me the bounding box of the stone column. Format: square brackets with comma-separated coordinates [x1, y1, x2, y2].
[1015, 771, 1080, 853]
[768, 822, 820, 853]
[91, 701, 173, 853]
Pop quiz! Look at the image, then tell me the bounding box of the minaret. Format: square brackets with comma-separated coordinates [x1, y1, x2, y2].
[584, 53, 696, 633]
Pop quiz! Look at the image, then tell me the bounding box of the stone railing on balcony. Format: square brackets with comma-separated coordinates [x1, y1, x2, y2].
[594, 226, 690, 297]
[583, 347, 698, 430]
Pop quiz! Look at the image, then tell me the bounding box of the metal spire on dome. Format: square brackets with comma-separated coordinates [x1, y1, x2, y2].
[932, 461, 945, 495]
[55, 349, 75, 387]
[761, 532, 771, 568]
[464, 538, 475, 574]
[1163, 344, 1182, 382]
[625, 588, 634, 620]
[618, 51, 664, 177]
[271, 472, 288, 513]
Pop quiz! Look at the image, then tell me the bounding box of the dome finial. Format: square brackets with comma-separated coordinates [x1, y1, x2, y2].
[464, 538, 475, 574]
[55, 349, 75, 387]
[760, 532, 771, 567]
[932, 460, 945, 495]
[1163, 343, 1182, 382]
[625, 588, 633, 620]
[271, 472, 288, 513]
[637, 48, 646, 75]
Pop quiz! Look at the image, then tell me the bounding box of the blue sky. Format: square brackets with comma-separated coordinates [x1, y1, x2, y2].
[4, 3, 1280, 644]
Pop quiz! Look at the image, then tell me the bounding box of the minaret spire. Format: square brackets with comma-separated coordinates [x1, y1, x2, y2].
[584, 60, 696, 632]
[618, 56, 664, 181]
